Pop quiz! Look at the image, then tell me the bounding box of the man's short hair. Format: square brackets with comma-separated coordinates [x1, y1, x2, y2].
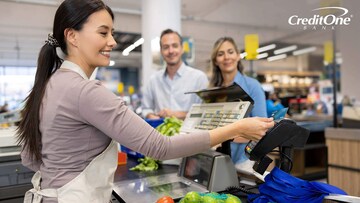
[159, 29, 183, 47]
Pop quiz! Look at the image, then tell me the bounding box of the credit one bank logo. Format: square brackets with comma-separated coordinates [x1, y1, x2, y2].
[288, 7, 353, 30]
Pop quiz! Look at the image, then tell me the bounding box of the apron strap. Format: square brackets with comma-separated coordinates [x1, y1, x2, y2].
[24, 171, 58, 203]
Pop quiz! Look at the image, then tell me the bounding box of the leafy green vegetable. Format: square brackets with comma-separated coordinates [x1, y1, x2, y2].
[130, 117, 183, 171]
[179, 192, 242, 203]
[155, 117, 183, 137]
[129, 157, 160, 171]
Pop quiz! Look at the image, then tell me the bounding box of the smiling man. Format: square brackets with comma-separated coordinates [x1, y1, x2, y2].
[142, 29, 208, 120]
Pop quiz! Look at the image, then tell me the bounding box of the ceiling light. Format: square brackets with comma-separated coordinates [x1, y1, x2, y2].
[122, 38, 144, 56]
[109, 60, 115, 66]
[256, 53, 268, 59]
[267, 54, 287, 62]
[257, 44, 276, 53]
[122, 44, 136, 56]
[293, 46, 317, 55]
[134, 38, 144, 47]
[274, 45, 297, 55]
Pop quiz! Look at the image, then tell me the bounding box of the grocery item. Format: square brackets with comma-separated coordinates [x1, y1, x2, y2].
[179, 191, 242, 203]
[156, 195, 175, 203]
[130, 117, 183, 171]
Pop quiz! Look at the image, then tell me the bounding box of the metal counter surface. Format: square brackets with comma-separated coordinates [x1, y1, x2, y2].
[112, 157, 179, 202]
[113, 157, 179, 183]
[112, 157, 251, 203]
[0, 157, 34, 201]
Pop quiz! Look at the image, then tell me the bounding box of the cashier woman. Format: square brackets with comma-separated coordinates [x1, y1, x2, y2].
[17, 1, 274, 202]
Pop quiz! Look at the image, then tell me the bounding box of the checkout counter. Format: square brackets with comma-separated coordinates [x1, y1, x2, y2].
[112, 84, 313, 203]
[111, 118, 315, 202]
[325, 106, 360, 196]
[0, 87, 350, 202]
[0, 111, 34, 202]
[326, 127, 360, 196]
[112, 156, 179, 202]
[289, 114, 333, 180]
[112, 111, 360, 203]
[113, 150, 253, 203]
[113, 84, 257, 202]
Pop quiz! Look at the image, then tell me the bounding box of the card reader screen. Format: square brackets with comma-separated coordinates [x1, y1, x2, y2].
[183, 154, 212, 187]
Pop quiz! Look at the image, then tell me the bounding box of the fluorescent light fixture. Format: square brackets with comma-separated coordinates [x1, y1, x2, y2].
[122, 44, 135, 56]
[134, 38, 144, 47]
[293, 46, 317, 56]
[240, 52, 247, 59]
[122, 38, 144, 56]
[256, 53, 268, 59]
[257, 44, 276, 53]
[267, 54, 287, 62]
[109, 60, 115, 66]
[274, 45, 297, 55]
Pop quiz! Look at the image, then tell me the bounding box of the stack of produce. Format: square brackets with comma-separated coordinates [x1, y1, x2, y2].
[179, 191, 242, 203]
[156, 191, 242, 203]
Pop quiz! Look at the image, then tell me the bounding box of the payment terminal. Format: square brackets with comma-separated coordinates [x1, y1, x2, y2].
[245, 108, 310, 174]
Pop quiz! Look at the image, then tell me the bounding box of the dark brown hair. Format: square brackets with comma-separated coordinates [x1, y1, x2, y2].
[209, 37, 244, 87]
[159, 28, 183, 48]
[17, 0, 114, 162]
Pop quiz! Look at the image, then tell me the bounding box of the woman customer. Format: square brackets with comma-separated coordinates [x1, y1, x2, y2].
[209, 37, 268, 172]
[17, 1, 274, 202]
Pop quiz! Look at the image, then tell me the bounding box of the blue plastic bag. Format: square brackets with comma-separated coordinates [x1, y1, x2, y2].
[248, 167, 347, 203]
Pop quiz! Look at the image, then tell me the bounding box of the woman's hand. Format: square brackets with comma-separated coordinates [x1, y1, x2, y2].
[236, 117, 274, 141]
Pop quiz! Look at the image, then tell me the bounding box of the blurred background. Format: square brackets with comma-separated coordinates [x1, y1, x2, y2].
[0, 0, 359, 113]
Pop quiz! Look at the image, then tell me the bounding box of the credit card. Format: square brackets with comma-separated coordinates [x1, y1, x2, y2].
[271, 107, 288, 121]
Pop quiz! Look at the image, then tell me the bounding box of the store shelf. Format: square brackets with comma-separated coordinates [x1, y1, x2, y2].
[296, 168, 328, 181]
[292, 145, 327, 178]
[257, 70, 322, 77]
[258, 70, 322, 98]
[272, 84, 314, 89]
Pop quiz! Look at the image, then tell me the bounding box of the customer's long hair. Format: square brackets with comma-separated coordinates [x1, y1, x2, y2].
[209, 37, 244, 87]
[17, 0, 114, 162]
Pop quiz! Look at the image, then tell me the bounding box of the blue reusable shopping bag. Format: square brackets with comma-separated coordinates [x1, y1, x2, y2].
[248, 167, 347, 203]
